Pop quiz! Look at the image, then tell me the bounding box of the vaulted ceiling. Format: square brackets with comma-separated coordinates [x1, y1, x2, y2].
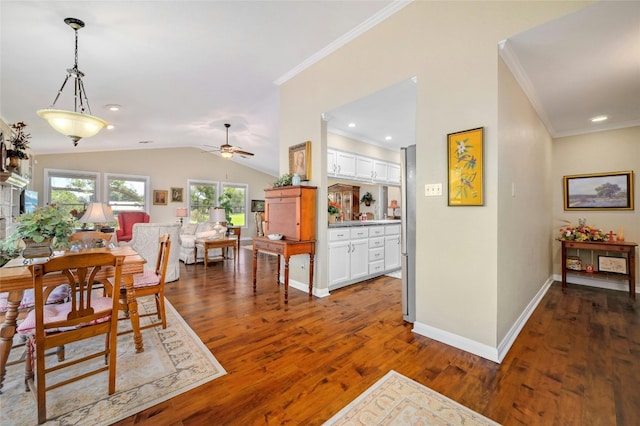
[2, 1, 638, 177]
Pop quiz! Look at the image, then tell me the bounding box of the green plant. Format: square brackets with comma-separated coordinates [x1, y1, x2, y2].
[328, 201, 341, 215]
[360, 192, 375, 204]
[273, 174, 293, 187]
[217, 194, 233, 226]
[0, 239, 20, 267]
[14, 204, 78, 248]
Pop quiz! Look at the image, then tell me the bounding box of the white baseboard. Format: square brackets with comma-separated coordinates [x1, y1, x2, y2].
[412, 276, 554, 364]
[552, 273, 637, 293]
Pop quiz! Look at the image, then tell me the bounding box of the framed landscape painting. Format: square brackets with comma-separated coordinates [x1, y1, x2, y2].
[563, 171, 634, 210]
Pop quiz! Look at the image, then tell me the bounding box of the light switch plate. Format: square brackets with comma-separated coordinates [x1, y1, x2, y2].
[425, 183, 443, 196]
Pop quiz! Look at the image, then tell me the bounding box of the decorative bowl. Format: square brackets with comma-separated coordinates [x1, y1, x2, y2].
[267, 234, 283, 240]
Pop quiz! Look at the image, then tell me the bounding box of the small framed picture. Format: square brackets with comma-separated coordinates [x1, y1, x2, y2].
[598, 256, 627, 274]
[153, 190, 168, 205]
[289, 141, 311, 181]
[251, 199, 265, 212]
[170, 187, 184, 203]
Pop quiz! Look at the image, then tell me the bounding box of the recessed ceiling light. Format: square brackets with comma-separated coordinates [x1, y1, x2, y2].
[105, 104, 121, 111]
[590, 115, 608, 123]
[348, 123, 356, 128]
[385, 136, 392, 141]
[107, 124, 115, 130]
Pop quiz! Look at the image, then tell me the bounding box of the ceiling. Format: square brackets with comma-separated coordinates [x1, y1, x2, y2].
[2, 1, 639, 178]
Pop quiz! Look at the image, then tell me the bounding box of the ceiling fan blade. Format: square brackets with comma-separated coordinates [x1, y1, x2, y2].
[234, 150, 254, 157]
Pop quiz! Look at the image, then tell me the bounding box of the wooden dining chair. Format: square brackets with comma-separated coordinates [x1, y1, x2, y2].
[16, 252, 124, 424]
[117, 234, 171, 332]
[69, 230, 113, 247]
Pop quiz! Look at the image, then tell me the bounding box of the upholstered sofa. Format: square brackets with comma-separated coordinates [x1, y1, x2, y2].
[127, 223, 181, 282]
[179, 222, 227, 264]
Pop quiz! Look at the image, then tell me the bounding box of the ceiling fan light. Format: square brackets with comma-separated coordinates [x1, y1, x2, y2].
[221, 151, 233, 159]
[37, 109, 108, 145]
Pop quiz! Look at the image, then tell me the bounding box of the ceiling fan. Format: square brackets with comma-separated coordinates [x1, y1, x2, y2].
[204, 123, 254, 159]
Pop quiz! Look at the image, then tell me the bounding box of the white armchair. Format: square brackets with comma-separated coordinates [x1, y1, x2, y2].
[128, 223, 181, 282]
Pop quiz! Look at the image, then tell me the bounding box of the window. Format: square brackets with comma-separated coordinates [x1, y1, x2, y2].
[105, 174, 149, 215]
[44, 169, 100, 214]
[220, 183, 248, 227]
[188, 180, 218, 223]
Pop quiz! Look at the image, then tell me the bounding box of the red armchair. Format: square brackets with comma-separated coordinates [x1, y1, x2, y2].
[116, 211, 150, 242]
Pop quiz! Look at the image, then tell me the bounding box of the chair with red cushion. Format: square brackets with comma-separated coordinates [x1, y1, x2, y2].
[116, 211, 150, 243]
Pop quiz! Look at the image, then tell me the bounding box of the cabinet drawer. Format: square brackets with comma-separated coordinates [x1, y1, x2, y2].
[368, 226, 384, 237]
[264, 186, 303, 199]
[257, 242, 284, 254]
[369, 237, 384, 248]
[369, 260, 385, 275]
[369, 247, 384, 262]
[385, 224, 401, 235]
[329, 228, 351, 242]
[350, 227, 368, 239]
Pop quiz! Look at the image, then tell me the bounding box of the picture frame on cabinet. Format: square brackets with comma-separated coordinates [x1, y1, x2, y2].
[447, 127, 484, 206]
[170, 187, 184, 203]
[153, 190, 168, 205]
[598, 256, 627, 274]
[563, 171, 634, 210]
[289, 141, 311, 181]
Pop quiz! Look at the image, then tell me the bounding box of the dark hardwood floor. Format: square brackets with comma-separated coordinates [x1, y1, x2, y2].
[114, 248, 639, 425]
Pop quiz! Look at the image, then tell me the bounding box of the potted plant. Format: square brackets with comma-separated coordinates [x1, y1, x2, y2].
[328, 200, 341, 224]
[6, 121, 31, 171]
[273, 173, 293, 188]
[13, 205, 78, 257]
[360, 192, 375, 206]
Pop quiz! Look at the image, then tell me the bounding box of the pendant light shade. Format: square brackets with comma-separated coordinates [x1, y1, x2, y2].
[37, 109, 107, 144]
[39, 17, 107, 146]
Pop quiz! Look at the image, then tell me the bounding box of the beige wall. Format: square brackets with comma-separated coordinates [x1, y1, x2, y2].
[552, 126, 640, 283]
[31, 148, 275, 238]
[279, 1, 591, 359]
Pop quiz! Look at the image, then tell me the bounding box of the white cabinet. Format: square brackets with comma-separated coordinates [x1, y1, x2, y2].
[384, 224, 401, 271]
[328, 227, 367, 288]
[327, 149, 338, 176]
[336, 151, 356, 178]
[387, 163, 401, 185]
[355, 156, 373, 181]
[373, 160, 388, 183]
[328, 223, 401, 290]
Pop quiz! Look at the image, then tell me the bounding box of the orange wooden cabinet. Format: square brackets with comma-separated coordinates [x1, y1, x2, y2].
[264, 185, 317, 241]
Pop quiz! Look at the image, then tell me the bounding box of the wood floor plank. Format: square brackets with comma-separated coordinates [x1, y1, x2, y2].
[110, 251, 639, 425]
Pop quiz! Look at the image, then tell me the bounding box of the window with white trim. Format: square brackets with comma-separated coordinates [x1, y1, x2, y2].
[220, 183, 248, 227]
[187, 180, 218, 223]
[105, 173, 149, 215]
[44, 168, 100, 215]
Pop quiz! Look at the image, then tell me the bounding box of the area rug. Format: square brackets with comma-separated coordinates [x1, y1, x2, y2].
[324, 370, 500, 426]
[2, 296, 226, 425]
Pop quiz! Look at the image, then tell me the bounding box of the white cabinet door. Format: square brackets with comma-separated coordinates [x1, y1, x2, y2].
[328, 240, 351, 286]
[349, 238, 369, 280]
[355, 156, 373, 181]
[336, 151, 356, 178]
[384, 234, 401, 271]
[373, 160, 388, 183]
[327, 149, 338, 176]
[387, 163, 401, 185]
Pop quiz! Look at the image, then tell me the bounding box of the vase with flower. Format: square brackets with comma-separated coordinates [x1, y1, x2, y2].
[6, 121, 31, 172]
[328, 200, 341, 224]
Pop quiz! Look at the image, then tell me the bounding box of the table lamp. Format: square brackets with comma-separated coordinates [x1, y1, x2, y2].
[388, 199, 399, 219]
[79, 202, 115, 231]
[176, 207, 188, 224]
[210, 208, 227, 239]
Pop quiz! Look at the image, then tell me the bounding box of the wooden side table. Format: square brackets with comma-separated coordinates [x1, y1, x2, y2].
[252, 237, 315, 303]
[561, 240, 637, 299]
[195, 237, 237, 267]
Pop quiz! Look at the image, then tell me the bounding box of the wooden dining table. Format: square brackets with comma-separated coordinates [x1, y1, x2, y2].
[0, 246, 146, 393]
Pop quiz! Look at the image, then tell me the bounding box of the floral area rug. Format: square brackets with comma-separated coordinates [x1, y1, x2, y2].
[2, 296, 226, 425]
[324, 371, 500, 426]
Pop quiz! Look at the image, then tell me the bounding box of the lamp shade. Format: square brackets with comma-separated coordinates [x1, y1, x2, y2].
[176, 208, 188, 218]
[210, 208, 227, 223]
[80, 202, 115, 224]
[37, 109, 108, 143]
[389, 199, 399, 209]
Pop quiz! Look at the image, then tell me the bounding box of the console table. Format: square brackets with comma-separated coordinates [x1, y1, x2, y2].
[561, 240, 637, 299]
[252, 237, 315, 304]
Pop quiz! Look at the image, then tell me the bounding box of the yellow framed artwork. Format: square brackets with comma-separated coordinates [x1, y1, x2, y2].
[447, 127, 484, 206]
[289, 141, 311, 181]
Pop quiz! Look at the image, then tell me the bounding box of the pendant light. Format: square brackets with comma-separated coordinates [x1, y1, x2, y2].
[37, 18, 107, 146]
